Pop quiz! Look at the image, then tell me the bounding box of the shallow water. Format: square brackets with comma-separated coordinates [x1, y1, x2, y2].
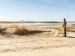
[0, 23, 62, 28]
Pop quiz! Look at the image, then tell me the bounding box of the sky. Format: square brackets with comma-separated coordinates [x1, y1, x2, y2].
[0, 0, 75, 21]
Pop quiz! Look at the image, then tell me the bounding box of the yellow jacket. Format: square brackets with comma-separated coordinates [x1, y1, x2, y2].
[59, 27, 64, 34]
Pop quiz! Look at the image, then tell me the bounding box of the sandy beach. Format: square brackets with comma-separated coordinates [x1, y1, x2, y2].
[0, 0, 75, 56]
[0, 23, 74, 56]
[0, 35, 75, 56]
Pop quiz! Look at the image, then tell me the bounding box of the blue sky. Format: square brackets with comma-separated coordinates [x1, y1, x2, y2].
[0, 0, 75, 21]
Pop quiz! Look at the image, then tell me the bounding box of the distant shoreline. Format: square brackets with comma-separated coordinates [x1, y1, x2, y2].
[0, 21, 74, 23]
[0, 21, 62, 23]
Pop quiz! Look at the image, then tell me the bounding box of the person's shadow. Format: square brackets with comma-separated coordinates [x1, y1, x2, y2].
[67, 36, 75, 38]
